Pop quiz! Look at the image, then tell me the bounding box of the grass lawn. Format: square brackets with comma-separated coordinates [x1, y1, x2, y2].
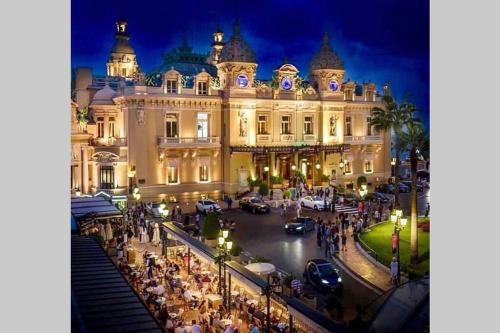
[359, 218, 430, 276]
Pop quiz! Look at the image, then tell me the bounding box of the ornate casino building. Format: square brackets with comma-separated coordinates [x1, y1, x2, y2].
[71, 19, 392, 201]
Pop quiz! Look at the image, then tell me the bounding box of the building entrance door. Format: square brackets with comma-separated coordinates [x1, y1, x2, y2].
[239, 169, 249, 189]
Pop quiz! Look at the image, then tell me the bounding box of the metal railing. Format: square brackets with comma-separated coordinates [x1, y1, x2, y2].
[90, 137, 127, 146]
[157, 136, 220, 146]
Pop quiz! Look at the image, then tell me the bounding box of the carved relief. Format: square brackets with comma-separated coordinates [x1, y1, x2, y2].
[238, 110, 248, 137]
[329, 114, 338, 136]
[136, 101, 145, 125]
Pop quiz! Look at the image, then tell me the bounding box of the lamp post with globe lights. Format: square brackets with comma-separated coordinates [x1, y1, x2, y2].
[391, 209, 407, 285]
[216, 229, 232, 310]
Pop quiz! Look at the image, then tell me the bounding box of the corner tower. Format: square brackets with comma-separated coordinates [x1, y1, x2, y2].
[207, 24, 225, 66]
[308, 32, 345, 100]
[106, 19, 139, 78]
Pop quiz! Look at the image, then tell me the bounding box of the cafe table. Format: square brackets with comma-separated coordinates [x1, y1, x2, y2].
[190, 291, 202, 299]
[205, 294, 223, 308]
[246, 299, 259, 306]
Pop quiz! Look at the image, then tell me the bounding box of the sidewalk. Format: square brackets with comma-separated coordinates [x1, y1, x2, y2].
[334, 231, 394, 293]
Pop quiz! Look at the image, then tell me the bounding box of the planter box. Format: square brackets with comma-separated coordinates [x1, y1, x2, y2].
[271, 183, 283, 189]
[321, 182, 329, 187]
[204, 238, 218, 248]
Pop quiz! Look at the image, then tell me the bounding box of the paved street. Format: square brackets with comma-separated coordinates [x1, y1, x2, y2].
[177, 187, 430, 320]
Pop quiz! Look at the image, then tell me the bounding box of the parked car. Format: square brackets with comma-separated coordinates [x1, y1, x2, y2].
[365, 192, 390, 204]
[195, 199, 222, 214]
[146, 202, 163, 218]
[285, 217, 316, 234]
[376, 183, 395, 194]
[303, 259, 343, 292]
[401, 181, 423, 192]
[299, 196, 329, 211]
[238, 197, 270, 214]
[399, 183, 411, 193]
[336, 193, 358, 206]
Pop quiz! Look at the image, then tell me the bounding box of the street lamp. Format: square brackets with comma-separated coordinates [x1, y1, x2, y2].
[391, 209, 407, 286]
[390, 158, 396, 183]
[291, 164, 296, 171]
[216, 229, 232, 310]
[315, 161, 321, 170]
[359, 184, 368, 199]
[132, 185, 141, 202]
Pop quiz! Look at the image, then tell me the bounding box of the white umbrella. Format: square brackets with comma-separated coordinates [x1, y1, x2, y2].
[152, 223, 160, 245]
[97, 223, 106, 241]
[105, 222, 113, 241]
[245, 262, 276, 275]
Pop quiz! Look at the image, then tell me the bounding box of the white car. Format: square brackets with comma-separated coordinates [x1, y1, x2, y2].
[146, 202, 163, 218]
[195, 199, 222, 214]
[299, 196, 329, 211]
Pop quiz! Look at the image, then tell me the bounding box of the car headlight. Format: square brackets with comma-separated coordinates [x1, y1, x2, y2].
[321, 279, 329, 284]
[285, 225, 289, 229]
[337, 277, 342, 283]
[296, 226, 303, 230]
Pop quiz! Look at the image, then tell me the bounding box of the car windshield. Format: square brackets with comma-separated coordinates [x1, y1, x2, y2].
[250, 199, 261, 203]
[317, 264, 337, 277]
[151, 203, 160, 208]
[296, 218, 310, 224]
[312, 196, 322, 201]
[204, 200, 215, 205]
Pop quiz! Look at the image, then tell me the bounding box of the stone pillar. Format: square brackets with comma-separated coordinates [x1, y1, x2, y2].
[270, 152, 276, 176]
[92, 162, 98, 191]
[82, 147, 88, 193]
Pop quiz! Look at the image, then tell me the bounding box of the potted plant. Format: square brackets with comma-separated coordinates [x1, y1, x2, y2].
[357, 176, 367, 189]
[202, 211, 221, 247]
[270, 175, 283, 189]
[259, 183, 269, 197]
[229, 245, 243, 261]
[320, 174, 330, 187]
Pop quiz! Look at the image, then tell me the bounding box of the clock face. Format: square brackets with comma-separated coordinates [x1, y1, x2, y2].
[281, 76, 293, 90]
[236, 74, 249, 88]
[329, 80, 339, 92]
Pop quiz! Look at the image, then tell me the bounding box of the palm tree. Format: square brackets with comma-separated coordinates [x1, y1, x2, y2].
[399, 122, 429, 266]
[370, 95, 418, 207]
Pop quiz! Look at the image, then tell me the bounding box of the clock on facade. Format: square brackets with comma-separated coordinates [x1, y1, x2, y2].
[281, 76, 293, 90]
[236, 74, 249, 88]
[329, 80, 339, 92]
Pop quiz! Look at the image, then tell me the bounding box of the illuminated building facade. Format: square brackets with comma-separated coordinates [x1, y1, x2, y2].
[71, 19, 392, 201]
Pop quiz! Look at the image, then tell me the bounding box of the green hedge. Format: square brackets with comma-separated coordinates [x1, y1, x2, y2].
[202, 212, 221, 240]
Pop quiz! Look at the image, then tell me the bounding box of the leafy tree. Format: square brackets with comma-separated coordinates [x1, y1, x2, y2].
[399, 122, 429, 265]
[356, 176, 367, 188]
[202, 212, 221, 240]
[370, 94, 419, 207]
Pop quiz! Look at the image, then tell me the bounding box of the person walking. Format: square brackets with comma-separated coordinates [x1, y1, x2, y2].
[333, 232, 340, 254]
[316, 222, 322, 248]
[296, 202, 302, 218]
[325, 235, 333, 258]
[270, 189, 274, 200]
[227, 196, 233, 210]
[390, 257, 399, 285]
[341, 232, 347, 252]
[425, 202, 430, 217]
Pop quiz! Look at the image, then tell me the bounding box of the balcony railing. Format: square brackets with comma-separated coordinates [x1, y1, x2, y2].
[280, 134, 295, 142]
[90, 137, 127, 146]
[256, 134, 271, 143]
[303, 134, 316, 142]
[344, 135, 382, 144]
[157, 136, 220, 147]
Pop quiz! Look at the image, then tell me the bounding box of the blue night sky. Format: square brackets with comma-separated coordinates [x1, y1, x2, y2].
[72, 0, 429, 128]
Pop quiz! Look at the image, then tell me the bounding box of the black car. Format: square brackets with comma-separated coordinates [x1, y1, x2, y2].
[238, 197, 270, 214]
[376, 183, 395, 194]
[285, 217, 315, 235]
[336, 193, 358, 206]
[365, 192, 390, 203]
[303, 259, 343, 292]
[401, 181, 423, 192]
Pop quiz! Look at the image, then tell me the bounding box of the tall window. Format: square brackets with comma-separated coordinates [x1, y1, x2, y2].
[365, 160, 373, 173]
[199, 165, 209, 182]
[197, 113, 208, 138]
[121, 68, 127, 76]
[366, 91, 374, 101]
[100, 165, 114, 189]
[165, 114, 178, 138]
[304, 116, 313, 135]
[108, 117, 115, 138]
[281, 115, 291, 134]
[345, 90, 353, 101]
[345, 116, 352, 136]
[97, 117, 104, 138]
[198, 81, 208, 95]
[167, 166, 178, 184]
[366, 117, 372, 136]
[258, 115, 267, 134]
[166, 80, 177, 94]
[344, 161, 352, 174]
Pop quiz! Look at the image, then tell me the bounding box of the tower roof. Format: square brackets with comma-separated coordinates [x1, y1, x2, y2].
[309, 32, 344, 71]
[219, 19, 256, 63]
[110, 19, 135, 54]
[91, 82, 116, 105]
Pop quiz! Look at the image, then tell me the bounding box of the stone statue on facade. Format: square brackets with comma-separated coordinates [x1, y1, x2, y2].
[329, 114, 338, 136]
[238, 110, 248, 137]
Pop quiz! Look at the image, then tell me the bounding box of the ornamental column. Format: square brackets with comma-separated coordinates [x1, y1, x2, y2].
[82, 146, 89, 194]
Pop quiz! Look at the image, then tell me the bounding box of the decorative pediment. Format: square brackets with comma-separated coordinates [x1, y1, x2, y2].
[92, 151, 119, 163]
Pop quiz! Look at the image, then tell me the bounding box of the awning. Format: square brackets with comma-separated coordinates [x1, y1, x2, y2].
[245, 262, 276, 275]
[162, 222, 217, 262]
[225, 261, 268, 294]
[284, 296, 345, 333]
[71, 197, 122, 221]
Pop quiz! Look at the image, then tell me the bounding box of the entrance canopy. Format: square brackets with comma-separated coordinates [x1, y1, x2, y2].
[71, 197, 123, 232]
